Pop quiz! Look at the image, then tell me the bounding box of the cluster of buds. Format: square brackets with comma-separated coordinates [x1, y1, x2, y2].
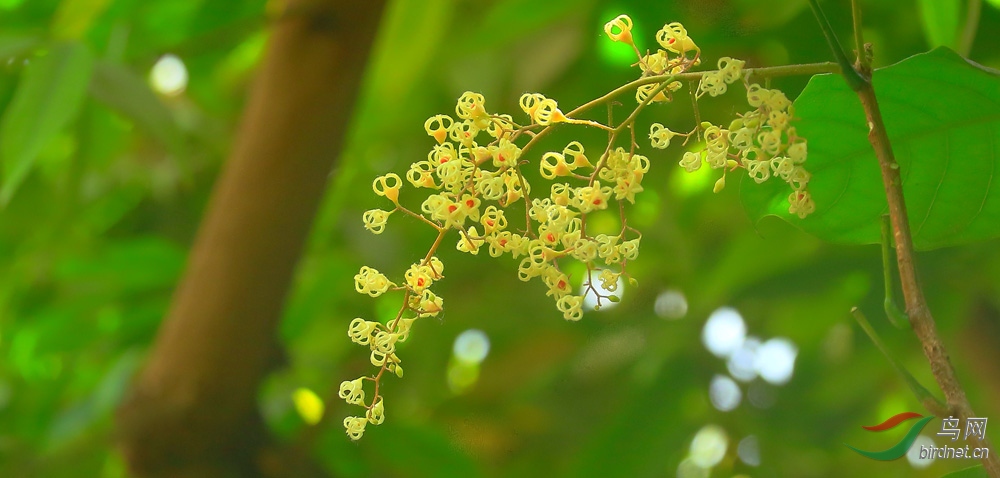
[605, 15, 703, 104]
[420, 89, 643, 322]
[671, 78, 813, 218]
[343, 80, 647, 439]
[340, 13, 819, 440]
[340, 258, 445, 439]
[607, 14, 814, 218]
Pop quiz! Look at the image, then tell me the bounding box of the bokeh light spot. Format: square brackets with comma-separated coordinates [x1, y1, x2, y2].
[754, 337, 797, 385]
[689, 424, 728, 468]
[150, 54, 188, 96]
[702, 307, 745, 358]
[676, 457, 710, 478]
[737, 435, 761, 466]
[453, 329, 490, 364]
[727, 336, 760, 382]
[654, 289, 688, 320]
[670, 147, 714, 197]
[709, 374, 741, 412]
[291, 387, 324, 425]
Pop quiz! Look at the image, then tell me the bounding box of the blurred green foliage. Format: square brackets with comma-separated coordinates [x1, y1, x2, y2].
[1, 0, 999, 477]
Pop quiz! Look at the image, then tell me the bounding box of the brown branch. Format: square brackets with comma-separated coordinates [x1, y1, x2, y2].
[115, 1, 385, 476]
[856, 65, 1000, 478]
[809, 3, 999, 473]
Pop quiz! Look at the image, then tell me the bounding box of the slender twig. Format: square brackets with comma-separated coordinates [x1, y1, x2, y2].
[512, 62, 839, 165]
[807, 0, 866, 91]
[688, 82, 702, 141]
[859, 85, 999, 477]
[850, 308, 946, 415]
[810, 1, 1000, 475]
[395, 205, 443, 230]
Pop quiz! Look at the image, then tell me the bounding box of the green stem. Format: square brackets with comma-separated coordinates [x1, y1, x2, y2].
[851, 307, 947, 416]
[850, 0, 870, 73]
[807, 0, 866, 91]
[881, 215, 909, 328]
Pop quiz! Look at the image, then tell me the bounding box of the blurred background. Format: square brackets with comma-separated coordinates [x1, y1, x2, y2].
[1, 0, 999, 476]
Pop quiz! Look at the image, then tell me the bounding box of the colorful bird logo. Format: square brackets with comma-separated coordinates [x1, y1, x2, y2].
[846, 412, 935, 460]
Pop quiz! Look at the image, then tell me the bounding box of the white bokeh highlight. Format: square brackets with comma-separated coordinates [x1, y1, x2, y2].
[453, 329, 490, 364]
[754, 337, 798, 385]
[654, 289, 688, 319]
[676, 457, 709, 478]
[727, 336, 761, 382]
[737, 435, 761, 466]
[689, 424, 728, 469]
[702, 307, 746, 358]
[709, 374, 741, 412]
[150, 54, 188, 96]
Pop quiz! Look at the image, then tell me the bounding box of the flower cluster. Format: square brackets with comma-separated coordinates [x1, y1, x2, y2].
[342, 81, 648, 439]
[607, 14, 813, 218]
[669, 77, 813, 218]
[339, 13, 820, 441]
[343, 79, 652, 439]
[605, 15, 702, 104]
[340, 259, 445, 440]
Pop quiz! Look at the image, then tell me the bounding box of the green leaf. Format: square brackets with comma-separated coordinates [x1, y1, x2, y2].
[88, 59, 185, 154]
[941, 465, 988, 478]
[918, 0, 960, 50]
[0, 42, 94, 204]
[741, 47, 1000, 250]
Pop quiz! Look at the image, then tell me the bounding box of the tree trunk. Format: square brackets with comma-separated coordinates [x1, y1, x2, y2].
[115, 1, 385, 476]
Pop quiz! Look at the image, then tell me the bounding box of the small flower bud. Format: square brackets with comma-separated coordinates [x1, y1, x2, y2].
[372, 173, 402, 204]
[344, 416, 367, 440]
[603, 15, 634, 44]
[362, 209, 392, 234]
[713, 174, 726, 193]
[649, 123, 677, 149]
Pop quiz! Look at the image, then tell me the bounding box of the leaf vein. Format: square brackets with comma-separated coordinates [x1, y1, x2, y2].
[960, 123, 996, 233]
[914, 127, 949, 238]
